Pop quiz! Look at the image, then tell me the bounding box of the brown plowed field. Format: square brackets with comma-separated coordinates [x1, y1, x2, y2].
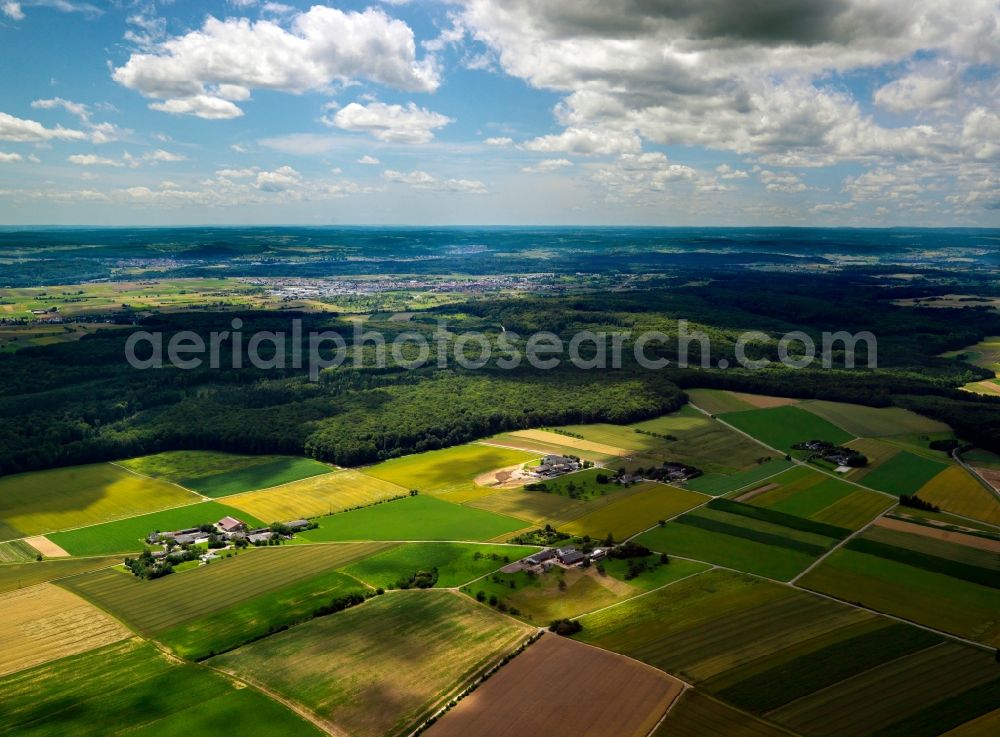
[424, 633, 683, 737]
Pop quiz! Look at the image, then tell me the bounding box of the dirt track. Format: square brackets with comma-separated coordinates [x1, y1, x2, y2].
[875, 516, 1000, 553]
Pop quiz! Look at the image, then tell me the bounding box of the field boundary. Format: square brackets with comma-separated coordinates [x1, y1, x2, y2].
[109, 460, 212, 501]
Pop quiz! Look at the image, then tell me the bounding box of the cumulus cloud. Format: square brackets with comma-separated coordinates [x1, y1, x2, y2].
[357, 154, 380, 165]
[68, 154, 122, 167]
[716, 164, 749, 179]
[874, 63, 960, 112]
[521, 127, 640, 156]
[0, 111, 86, 141]
[461, 0, 999, 168]
[327, 101, 452, 143]
[31, 97, 123, 143]
[0, 151, 23, 162]
[522, 158, 573, 173]
[114, 7, 439, 118]
[757, 169, 808, 193]
[483, 136, 512, 146]
[383, 169, 487, 193]
[2, 2, 24, 20]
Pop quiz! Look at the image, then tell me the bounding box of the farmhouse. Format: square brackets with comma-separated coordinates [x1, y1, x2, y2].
[216, 516, 246, 536]
[557, 547, 587, 566]
[247, 530, 274, 544]
[535, 455, 580, 477]
[286, 519, 311, 532]
[525, 549, 558, 566]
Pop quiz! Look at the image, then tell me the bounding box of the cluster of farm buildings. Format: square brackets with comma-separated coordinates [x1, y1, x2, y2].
[506, 545, 609, 573]
[146, 515, 310, 562]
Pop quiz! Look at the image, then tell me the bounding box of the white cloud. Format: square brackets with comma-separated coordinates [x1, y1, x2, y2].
[31, 97, 123, 143]
[254, 165, 301, 192]
[521, 127, 641, 156]
[0, 111, 86, 142]
[1, 2, 23, 20]
[143, 148, 186, 162]
[150, 95, 245, 120]
[114, 7, 439, 119]
[216, 167, 258, 178]
[483, 136, 512, 146]
[716, 164, 749, 180]
[461, 0, 999, 167]
[357, 154, 380, 165]
[383, 169, 487, 193]
[874, 63, 960, 113]
[327, 101, 452, 143]
[68, 154, 122, 167]
[757, 169, 808, 193]
[0, 151, 22, 162]
[962, 108, 1000, 161]
[522, 158, 573, 173]
[259, 133, 340, 156]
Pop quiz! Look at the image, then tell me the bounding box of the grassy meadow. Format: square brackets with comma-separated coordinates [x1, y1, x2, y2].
[298, 495, 528, 542]
[342, 542, 539, 589]
[0, 638, 324, 737]
[558, 483, 709, 540]
[0, 462, 200, 540]
[48, 500, 264, 556]
[720, 406, 855, 453]
[120, 450, 334, 497]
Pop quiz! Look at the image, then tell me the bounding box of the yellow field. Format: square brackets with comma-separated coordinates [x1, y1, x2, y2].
[0, 463, 202, 540]
[509, 429, 632, 457]
[917, 467, 1000, 526]
[0, 583, 132, 677]
[561, 484, 710, 540]
[941, 708, 1000, 737]
[224, 469, 408, 521]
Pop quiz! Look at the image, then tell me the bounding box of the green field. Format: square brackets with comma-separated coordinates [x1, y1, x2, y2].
[120, 450, 335, 497]
[463, 557, 710, 624]
[576, 569, 871, 684]
[653, 689, 802, 737]
[856, 451, 949, 495]
[212, 591, 532, 737]
[0, 462, 201, 540]
[720, 406, 855, 453]
[524, 467, 631, 501]
[0, 638, 324, 737]
[363, 443, 538, 496]
[48, 500, 264, 555]
[343, 542, 539, 589]
[686, 459, 794, 495]
[298, 495, 528, 542]
[708, 620, 942, 713]
[0, 539, 37, 562]
[798, 548, 1000, 645]
[159, 568, 371, 659]
[743, 467, 893, 530]
[627, 404, 779, 473]
[559, 483, 709, 540]
[799, 400, 950, 438]
[768, 642, 1000, 737]
[686, 389, 758, 415]
[58, 543, 388, 643]
[636, 503, 840, 581]
[0, 556, 120, 593]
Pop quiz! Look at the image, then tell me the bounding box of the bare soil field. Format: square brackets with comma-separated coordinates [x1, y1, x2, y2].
[972, 466, 1000, 491]
[473, 463, 533, 489]
[23, 536, 70, 558]
[424, 633, 683, 737]
[0, 583, 131, 677]
[729, 393, 800, 408]
[736, 483, 780, 502]
[874, 517, 1000, 553]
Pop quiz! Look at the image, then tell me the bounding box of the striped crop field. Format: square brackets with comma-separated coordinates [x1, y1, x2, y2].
[58, 542, 391, 636]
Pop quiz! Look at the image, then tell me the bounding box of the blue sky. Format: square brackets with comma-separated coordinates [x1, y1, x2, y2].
[0, 0, 997, 226]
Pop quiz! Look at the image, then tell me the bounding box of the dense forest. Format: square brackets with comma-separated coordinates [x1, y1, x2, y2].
[1, 257, 998, 476]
